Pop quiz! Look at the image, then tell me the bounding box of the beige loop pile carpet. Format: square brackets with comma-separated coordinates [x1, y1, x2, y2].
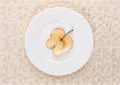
[0, 0, 120, 84]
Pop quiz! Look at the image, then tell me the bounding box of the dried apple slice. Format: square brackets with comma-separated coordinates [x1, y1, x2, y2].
[62, 36, 73, 52]
[53, 36, 73, 56]
[53, 41, 64, 56]
[46, 28, 73, 56]
[51, 28, 65, 38]
[46, 28, 65, 48]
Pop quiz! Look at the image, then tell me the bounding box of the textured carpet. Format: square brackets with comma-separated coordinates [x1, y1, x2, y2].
[0, 0, 120, 84]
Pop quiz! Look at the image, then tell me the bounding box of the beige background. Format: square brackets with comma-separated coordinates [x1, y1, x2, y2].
[0, 0, 120, 84]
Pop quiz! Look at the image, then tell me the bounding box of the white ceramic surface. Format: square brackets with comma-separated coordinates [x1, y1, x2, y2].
[25, 7, 93, 76]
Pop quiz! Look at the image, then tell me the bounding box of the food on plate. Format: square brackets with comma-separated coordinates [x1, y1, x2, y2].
[46, 28, 73, 56]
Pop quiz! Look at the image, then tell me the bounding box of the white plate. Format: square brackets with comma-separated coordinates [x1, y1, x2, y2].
[25, 7, 93, 76]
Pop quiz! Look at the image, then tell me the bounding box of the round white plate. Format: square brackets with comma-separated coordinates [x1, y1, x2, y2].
[25, 7, 93, 76]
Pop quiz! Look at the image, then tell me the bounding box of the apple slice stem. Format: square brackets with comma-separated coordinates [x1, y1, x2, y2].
[61, 29, 73, 41]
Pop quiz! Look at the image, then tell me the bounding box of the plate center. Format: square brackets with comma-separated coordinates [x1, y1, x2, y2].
[39, 20, 75, 62]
